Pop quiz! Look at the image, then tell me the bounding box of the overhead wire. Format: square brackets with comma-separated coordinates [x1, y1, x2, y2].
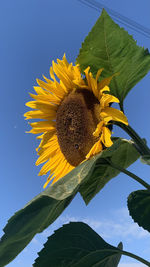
[77, 0, 150, 38]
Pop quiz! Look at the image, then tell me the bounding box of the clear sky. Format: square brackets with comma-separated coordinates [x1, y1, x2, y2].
[0, 0, 150, 266]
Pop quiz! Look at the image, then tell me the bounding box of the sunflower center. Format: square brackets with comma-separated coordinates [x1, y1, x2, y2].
[56, 89, 100, 166]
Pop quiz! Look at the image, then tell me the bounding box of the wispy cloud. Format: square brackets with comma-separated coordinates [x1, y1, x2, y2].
[52, 207, 149, 240]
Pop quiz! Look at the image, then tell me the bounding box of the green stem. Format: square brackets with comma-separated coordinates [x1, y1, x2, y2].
[103, 249, 150, 266]
[113, 121, 150, 156]
[121, 250, 150, 266]
[104, 159, 150, 190]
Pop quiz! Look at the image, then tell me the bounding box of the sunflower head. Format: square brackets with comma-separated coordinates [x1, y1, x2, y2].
[24, 54, 128, 188]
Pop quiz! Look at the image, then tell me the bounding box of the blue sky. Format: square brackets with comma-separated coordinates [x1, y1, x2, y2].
[0, 0, 150, 266]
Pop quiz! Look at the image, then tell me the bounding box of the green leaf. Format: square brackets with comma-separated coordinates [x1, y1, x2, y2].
[33, 222, 123, 267]
[128, 190, 150, 232]
[79, 138, 139, 204]
[140, 155, 150, 165]
[76, 9, 150, 109]
[0, 193, 76, 267]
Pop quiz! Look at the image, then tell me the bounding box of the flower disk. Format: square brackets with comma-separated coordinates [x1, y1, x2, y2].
[56, 89, 99, 166]
[24, 54, 128, 188]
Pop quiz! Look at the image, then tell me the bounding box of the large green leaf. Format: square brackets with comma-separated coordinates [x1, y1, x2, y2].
[0, 139, 139, 266]
[128, 190, 150, 232]
[47, 138, 139, 204]
[0, 192, 76, 267]
[76, 9, 150, 109]
[33, 222, 123, 267]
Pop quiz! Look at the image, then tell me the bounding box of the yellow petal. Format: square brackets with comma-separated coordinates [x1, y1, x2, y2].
[52, 61, 72, 89]
[84, 67, 101, 98]
[49, 66, 56, 81]
[24, 110, 55, 120]
[33, 86, 48, 95]
[62, 53, 69, 67]
[36, 79, 55, 93]
[28, 121, 56, 134]
[98, 73, 117, 90]
[84, 67, 91, 87]
[53, 81, 67, 98]
[52, 162, 74, 184]
[38, 159, 51, 176]
[48, 151, 64, 171]
[30, 120, 55, 128]
[93, 121, 104, 137]
[36, 133, 44, 140]
[96, 68, 104, 82]
[43, 174, 54, 188]
[86, 139, 103, 159]
[26, 99, 57, 112]
[28, 93, 60, 105]
[42, 75, 51, 84]
[101, 127, 113, 147]
[52, 159, 67, 178]
[37, 132, 56, 153]
[100, 85, 110, 93]
[100, 94, 119, 109]
[101, 107, 128, 125]
[28, 126, 55, 134]
[36, 146, 58, 166]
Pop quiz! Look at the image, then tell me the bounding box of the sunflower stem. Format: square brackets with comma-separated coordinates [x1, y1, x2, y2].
[119, 101, 124, 113]
[99, 248, 150, 266]
[105, 159, 150, 190]
[120, 250, 150, 266]
[113, 122, 150, 156]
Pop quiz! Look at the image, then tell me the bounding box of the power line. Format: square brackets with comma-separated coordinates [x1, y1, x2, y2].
[77, 0, 150, 38]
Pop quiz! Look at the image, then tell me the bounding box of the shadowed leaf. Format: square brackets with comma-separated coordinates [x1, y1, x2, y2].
[33, 222, 123, 267]
[128, 190, 150, 232]
[0, 193, 76, 267]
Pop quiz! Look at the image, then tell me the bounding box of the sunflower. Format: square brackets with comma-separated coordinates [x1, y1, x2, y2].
[24, 54, 128, 188]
